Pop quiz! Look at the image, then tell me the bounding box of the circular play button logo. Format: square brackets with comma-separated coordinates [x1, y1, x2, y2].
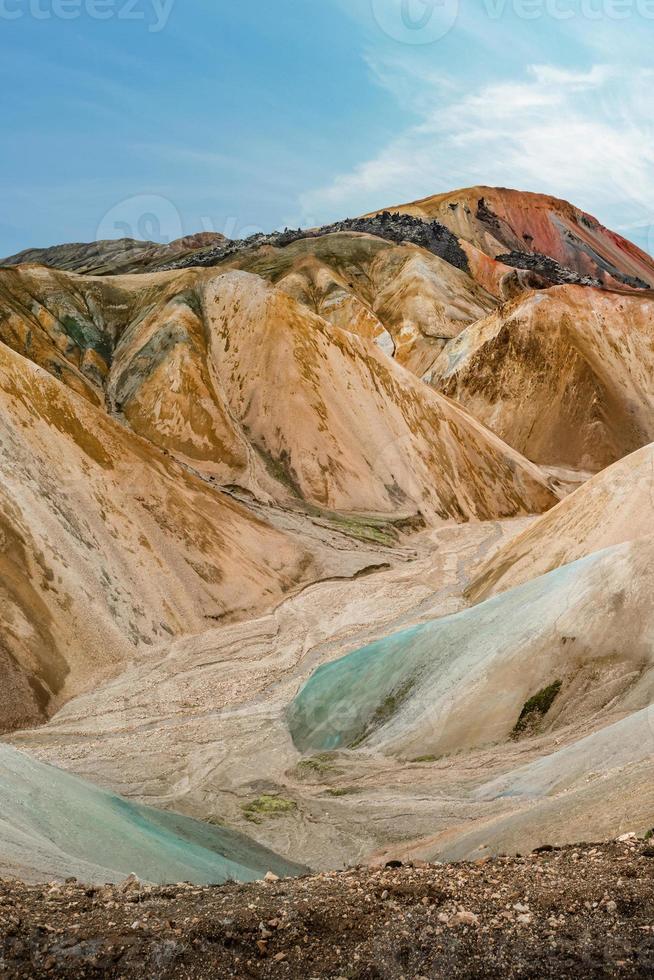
[371, 0, 460, 45]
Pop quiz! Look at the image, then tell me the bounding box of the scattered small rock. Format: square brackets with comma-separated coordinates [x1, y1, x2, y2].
[0, 842, 652, 978]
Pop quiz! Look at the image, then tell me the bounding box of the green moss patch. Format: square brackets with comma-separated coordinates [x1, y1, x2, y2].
[241, 795, 297, 824]
[512, 681, 562, 738]
[255, 444, 303, 498]
[325, 513, 398, 547]
[60, 314, 112, 363]
[296, 758, 336, 780]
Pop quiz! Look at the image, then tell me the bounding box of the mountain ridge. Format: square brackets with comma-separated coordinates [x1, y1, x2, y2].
[1, 184, 653, 897]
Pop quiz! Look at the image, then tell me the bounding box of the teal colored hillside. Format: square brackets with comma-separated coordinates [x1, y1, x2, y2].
[288, 624, 428, 753]
[287, 553, 604, 757]
[0, 746, 306, 885]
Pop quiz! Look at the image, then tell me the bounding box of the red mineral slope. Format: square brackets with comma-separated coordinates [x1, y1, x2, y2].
[374, 186, 654, 290]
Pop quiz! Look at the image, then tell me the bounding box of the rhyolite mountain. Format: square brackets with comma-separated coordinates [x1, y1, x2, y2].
[370, 186, 654, 290]
[1, 186, 653, 882]
[1, 231, 225, 276]
[428, 284, 654, 472]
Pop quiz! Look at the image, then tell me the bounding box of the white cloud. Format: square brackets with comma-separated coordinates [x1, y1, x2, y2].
[529, 64, 615, 87]
[299, 60, 654, 246]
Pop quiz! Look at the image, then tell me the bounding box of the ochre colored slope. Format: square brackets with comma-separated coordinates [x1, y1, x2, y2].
[0, 264, 131, 403]
[429, 285, 654, 471]
[0, 264, 556, 521]
[218, 232, 496, 377]
[194, 271, 555, 518]
[0, 338, 317, 734]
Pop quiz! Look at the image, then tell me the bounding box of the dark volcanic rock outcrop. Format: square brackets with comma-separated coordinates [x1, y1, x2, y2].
[161, 212, 471, 275]
[496, 249, 650, 290]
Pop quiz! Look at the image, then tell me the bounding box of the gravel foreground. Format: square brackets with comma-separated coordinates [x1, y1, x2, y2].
[1, 840, 653, 979]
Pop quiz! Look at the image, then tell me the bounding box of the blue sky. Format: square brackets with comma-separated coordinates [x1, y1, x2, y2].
[1, 0, 653, 255]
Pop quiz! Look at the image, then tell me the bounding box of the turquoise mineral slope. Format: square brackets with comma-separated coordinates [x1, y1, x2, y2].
[288, 538, 654, 759]
[0, 745, 306, 884]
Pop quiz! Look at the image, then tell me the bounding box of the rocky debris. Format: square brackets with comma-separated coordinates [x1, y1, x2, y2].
[0, 842, 652, 978]
[496, 250, 650, 291]
[499, 266, 553, 300]
[159, 212, 471, 276]
[612, 271, 651, 290]
[496, 250, 604, 288]
[391, 186, 654, 289]
[156, 208, 649, 293]
[476, 196, 504, 234]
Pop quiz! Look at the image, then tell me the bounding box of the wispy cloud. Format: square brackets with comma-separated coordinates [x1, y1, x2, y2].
[299, 59, 654, 247]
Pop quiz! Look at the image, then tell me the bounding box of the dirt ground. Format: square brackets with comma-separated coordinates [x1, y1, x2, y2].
[1, 839, 653, 979]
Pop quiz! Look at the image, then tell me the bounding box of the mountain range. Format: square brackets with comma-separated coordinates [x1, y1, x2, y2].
[1, 185, 653, 884]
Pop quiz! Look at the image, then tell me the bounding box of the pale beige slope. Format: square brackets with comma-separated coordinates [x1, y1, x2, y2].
[298, 535, 654, 859]
[429, 285, 654, 472]
[0, 263, 556, 521]
[0, 337, 320, 735]
[13, 529, 654, 871]
[11, 521, 530, 870]
[411, 704, 654, 864]
[289, 537, 654, 763]
[219, 232, 496, 377]
[375, 186, 654, 288]
[466, 442, 654, 603]
[193, 271, 555, 519]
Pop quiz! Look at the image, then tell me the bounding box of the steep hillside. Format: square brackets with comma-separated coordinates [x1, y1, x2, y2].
[0, 264, 556, 521]
[218, 232, 496, 377]
[3, 184, 654, 890]
[0, 745, 304, 884]
[289, 536, 654, 760]
[466, 442, 654, 602]
[375, 186, 654, 289]
[0, 336, 320, 734]
[429, 286, 654, 471]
